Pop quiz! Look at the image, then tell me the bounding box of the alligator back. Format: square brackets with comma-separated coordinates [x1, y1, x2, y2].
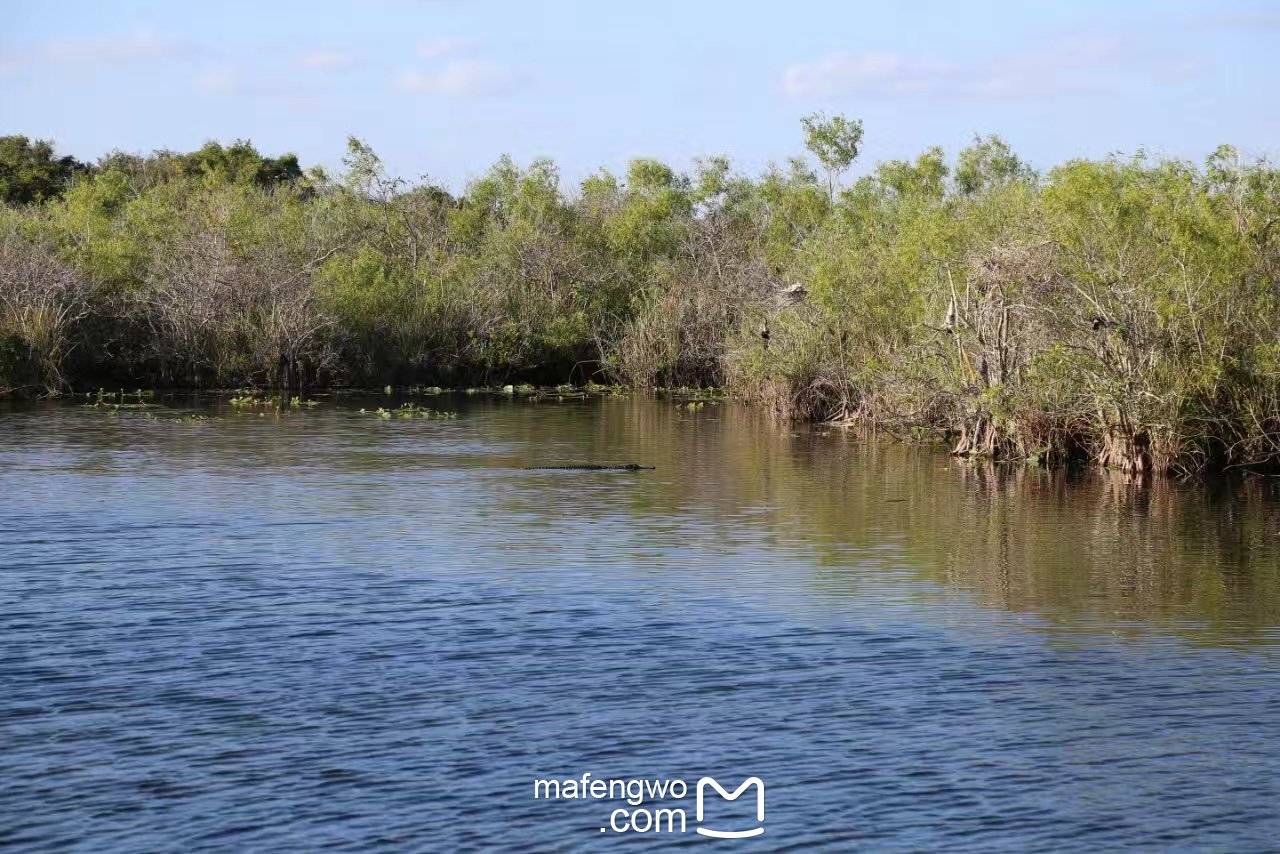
[524, 464, 655, 471]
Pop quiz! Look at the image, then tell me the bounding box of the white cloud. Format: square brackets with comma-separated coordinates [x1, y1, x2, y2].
[297, 49, 357, 71]
[41, 30, 192, 66]
[781, 34, 1203, 101]
[192, 66, 313, 103]
[1197, 12, 1280, 31]
[416, 37, 477, 60]
[0, 29, 194, 74]
[194, 64, 241, 95]
[1149, 58, 1207, 83]
[398, 59, 519, 96]
[781, 52, 954, 98]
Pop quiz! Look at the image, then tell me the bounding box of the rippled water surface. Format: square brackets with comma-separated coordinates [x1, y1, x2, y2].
[3, 394, 1280, 851]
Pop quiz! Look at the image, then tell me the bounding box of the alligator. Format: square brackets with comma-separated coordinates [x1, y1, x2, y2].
[524, 464, 655, 471]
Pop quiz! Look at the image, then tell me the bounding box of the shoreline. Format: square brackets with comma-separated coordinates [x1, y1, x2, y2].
[4, 127, 1279, 480]
[7, 382, 1280, 482]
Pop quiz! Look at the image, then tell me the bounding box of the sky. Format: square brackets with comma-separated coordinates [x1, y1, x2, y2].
[2, 0, 1277, 191]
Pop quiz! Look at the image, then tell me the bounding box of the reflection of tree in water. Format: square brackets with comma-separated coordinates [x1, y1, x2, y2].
[594, 398, 1280, 644]
[10, 393, 1280, 645]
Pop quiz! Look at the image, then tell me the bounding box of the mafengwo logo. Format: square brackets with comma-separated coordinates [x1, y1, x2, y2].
[695, 777, 765, 838]
[533, 773, 765, 837]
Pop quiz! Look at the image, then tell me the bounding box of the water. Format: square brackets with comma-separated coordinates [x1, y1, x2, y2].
[2, 394, 1279, 851]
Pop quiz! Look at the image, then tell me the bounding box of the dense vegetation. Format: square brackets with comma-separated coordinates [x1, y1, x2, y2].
[2, 120, 1279, 475]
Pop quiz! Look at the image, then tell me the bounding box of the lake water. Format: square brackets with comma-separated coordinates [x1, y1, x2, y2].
[2, 394, 1279, 850]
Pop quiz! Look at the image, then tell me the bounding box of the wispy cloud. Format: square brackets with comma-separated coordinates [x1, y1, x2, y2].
[397, 59, 520, 97]
[192, 64, 318, 114]
[194, 64, 241, 95]
[0, 29, 195, 74]
[781, 33, 1204, 101]
[781, 52, 955, 98]
[1195, 11, 1280, 31]
[416, 37, 477, 60]
[41, 30, 194, 66]
[971, 35, 1133, 98]
[296, 49, 357, 71]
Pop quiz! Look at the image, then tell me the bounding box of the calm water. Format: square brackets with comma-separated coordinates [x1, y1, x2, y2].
[2, 394, 1279, 851]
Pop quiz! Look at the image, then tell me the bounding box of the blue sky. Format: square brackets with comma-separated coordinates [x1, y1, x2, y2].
[2, 0, 1277, 190]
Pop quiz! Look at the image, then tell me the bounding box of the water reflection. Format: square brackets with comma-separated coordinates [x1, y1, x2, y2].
[3, 394, 1279, 646]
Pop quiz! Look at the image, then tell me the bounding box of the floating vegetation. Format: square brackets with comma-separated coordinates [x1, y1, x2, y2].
[658, 386, 731, 403]
[589, 383, 630, 398]
[86, 405, 217, 424]
[530, 388, 588, 401]
[83, 388, 159, 408]
[84, 389, 157, 411]
[139, 411, 213, 424]
[83, 401, 157, 411]
[357, 403, 457, 420]
[424, 383, 618, 400]
[227, 393, 319, 412]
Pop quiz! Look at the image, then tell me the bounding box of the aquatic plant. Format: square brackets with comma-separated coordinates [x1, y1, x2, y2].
[83, 400, 156, 411]
[151, 412, 211, 424]
[357, 403, 456, 420]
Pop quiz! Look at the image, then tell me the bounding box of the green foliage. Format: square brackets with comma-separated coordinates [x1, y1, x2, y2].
[177, 140, 303, 188]
[0, 136, 89, 205]
[801, 113, 864, 198]
[4, 120, 1280, 474]
[874, 147, 949, 200]
[955, 135, 1035, 195]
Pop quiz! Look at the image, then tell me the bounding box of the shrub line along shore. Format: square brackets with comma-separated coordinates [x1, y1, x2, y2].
[2, 119, 1279, 476]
